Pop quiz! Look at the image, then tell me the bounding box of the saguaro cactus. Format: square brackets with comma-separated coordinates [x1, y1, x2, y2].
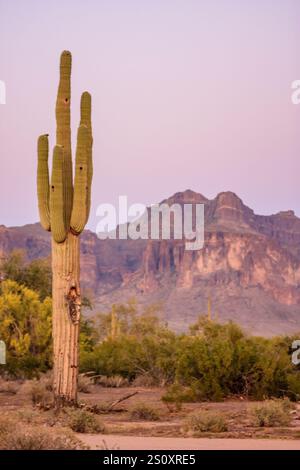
[37, 51, 93, 406]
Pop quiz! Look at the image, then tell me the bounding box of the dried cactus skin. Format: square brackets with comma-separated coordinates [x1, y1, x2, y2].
[37, 134, 50, 231]
[55, 50, 73, 228]
[70, 125, 89, 234]
[50, 145, 67, 243]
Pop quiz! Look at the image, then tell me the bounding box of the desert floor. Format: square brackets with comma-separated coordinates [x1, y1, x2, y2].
[1, 382, 300, 449]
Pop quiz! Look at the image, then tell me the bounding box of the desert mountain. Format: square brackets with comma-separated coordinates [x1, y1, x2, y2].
[1, 189, 300, 336]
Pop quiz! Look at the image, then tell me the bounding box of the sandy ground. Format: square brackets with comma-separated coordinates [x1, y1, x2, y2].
[2, 382, 300, 447]
[80, 434, 300, 450]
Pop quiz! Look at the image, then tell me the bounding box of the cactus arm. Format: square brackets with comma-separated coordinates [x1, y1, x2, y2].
[80, 91, 91, 127]
[37, 134, 51, 231]
[50, 145, 67, 243]
[80, 91, 93, 223]
[70, 125, 89, 234]
[55, 50, 73, 228]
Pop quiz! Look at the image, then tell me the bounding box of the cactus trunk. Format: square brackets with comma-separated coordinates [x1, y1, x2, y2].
[52, 232, 80, 405]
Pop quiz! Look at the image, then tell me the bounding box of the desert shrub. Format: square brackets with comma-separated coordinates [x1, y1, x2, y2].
[129, 402, 160, 421]
[173, 319, 300, 401]
[30, 379, 53, 407]
[97, 375, 129, 388]
[162, 384, 195, 411]
[185, 410, 228, 434]
[17, 409, 39, 424]
[0, 378, 19, 395]
[1, 279, 299, 404]
[81, 305, 177, 385]
[81, 316, 300, 402]
[78, 374, 93, 393]
[132, 374, 158, 388]
[252, 400, 292, 427]
[0, 426, 86, 450]
[81, 329, 177, 384]
[67, 409, 105, 434]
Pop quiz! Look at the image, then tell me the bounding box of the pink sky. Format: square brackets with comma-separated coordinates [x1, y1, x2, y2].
[0, 0, 299, 231]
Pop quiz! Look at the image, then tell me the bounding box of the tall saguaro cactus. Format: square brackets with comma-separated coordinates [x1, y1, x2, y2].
[37, 51, 93, 406]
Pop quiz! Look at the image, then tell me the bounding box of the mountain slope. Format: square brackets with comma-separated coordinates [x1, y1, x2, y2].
[1, 190, 300, 336]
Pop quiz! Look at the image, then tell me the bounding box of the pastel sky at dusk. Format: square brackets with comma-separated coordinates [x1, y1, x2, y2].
[0, 0, 299, 231]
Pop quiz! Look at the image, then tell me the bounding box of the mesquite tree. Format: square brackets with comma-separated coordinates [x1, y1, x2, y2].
[37, 51, 93, 405]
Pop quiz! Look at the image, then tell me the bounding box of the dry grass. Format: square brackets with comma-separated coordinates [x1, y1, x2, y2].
[0, 413, 87, 449]
[96, 375, 129, 388]
[184, 410, 228, 435]
[129, 402, 161, 421]
[78, 375, 93, 393]
[29, 380, 53, 407]
[251, 399, 293, 427]
[0, 378, 20, 395]
[66, 409, 105, 434]
[0, 427, 86, 450]
[132, 375, 158, 387]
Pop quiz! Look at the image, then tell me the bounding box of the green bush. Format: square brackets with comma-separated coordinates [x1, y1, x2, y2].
[67, 409, 105, 434]
[1, 271, 300, 406]
[173, 319, 300, 401]
[162, 384, 195, 410]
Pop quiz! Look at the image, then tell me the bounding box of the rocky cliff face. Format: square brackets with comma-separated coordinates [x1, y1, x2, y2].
[1, 190, 300, 336]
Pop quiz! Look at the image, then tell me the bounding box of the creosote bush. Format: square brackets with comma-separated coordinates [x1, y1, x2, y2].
[96, 375, 129, 388]
[184, 410, 228, 435]
[30, 379, 53, 407]
[67, 409, 105, 434]
[78, 374, 93, 393]
[162, 384, 195, 411]
[252, 399, 293, 427]
[129, 403, 160, 421]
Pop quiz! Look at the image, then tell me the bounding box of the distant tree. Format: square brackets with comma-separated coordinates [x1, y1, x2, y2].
[94, 299, 164, 341]
[0, 280, 52, 375]
[1, 250, 51, 300]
